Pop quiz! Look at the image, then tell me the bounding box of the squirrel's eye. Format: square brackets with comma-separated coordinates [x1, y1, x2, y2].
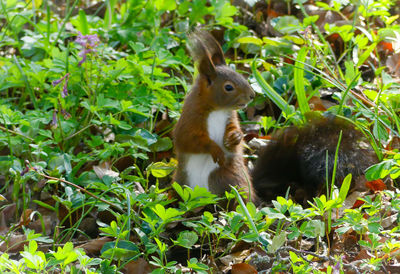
[224, 84, 234, 92]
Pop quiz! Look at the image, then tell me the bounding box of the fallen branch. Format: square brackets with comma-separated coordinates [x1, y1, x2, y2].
[0, 125, 34, 141]
[26, 161, 123, 214]
[275, 246, 361, 274]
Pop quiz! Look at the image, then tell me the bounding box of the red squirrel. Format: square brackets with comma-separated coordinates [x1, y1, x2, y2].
[173, 31, 256, 201]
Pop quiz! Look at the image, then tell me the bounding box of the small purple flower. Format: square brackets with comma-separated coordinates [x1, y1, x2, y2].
[21, 165, 29, 176]
[333, 260, 340, 274]
[52, 78, 63, 86]
[301, 26, 312, 40]
[51, 109, 58, 128]
[53, 73, 70, 98]
[78, 53, 87, 67]
[76, 33, 99, 47]
[52, 73, 68, 86]
[62, 74, 70, 98]
[61, 109, 71, 120]
[75, 32, 99, 66]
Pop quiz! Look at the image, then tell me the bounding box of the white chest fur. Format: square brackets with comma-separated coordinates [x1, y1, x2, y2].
[207, 110, 231, 146]
[185, 110, 231, 190]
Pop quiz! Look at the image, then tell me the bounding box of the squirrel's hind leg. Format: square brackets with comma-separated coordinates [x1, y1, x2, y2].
[208, 160, 256, 203]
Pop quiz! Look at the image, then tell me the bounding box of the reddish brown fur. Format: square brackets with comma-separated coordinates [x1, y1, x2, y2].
[173, 31, 256, 202]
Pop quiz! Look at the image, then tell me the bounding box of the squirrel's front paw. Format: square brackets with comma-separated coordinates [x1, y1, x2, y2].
[224, 130, 243, 149]
[211, 146, 225, 166]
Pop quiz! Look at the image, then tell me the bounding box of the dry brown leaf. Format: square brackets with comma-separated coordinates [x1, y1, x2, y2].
[326, 33, 344, 58]
[365, 179, 386, 192]
[386, 53, 400, 77]
[386, 136, 400, 150]
[220, 249, 251, 266]
[123, 257, 153, 274]
[103, 127, 115, 142]
[0, 234, 27, 253]
[231, 241, 253, 254]
[0, 203, 16, 232]
[27, 215, 55, 235]
[342, 230, 358, 250]
[231, 263, 258, 274]
[351, 199, 365, 209]
[19, 209, 34, 227]
[93, 162, 119, 179]
[308, 96, 328, 111]
[354, 248, 371, 261]
[385, 264, 400, 273]
[381, 213, 398, 229]
[77, 237, 113, 255]
[378, 41, 394, 53]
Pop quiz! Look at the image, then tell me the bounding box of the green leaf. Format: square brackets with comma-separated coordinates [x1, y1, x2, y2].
[357, 42, 377, 67]
[172, 182, 186, 200]
[133, 129, 158, 146]
[154, 0, 176, 11]
[268, 231, 286, 253]
[147, 161, 175, 178]
[53, 242, 78, 266]
[187, 258, 209, 271]
[367, 222, 381, 234]
[373, 120, 389, 141]
[104, 0, 118, 30]
[153, 204, 183, 221]
[344, 60, 359, 87]
[101, 240, 140, 260]
[262, 37, 284, 46]
[213, 1, 237, 24]
[310, 220, 325, 237]
[174, 231, 198, 248]
[150, 137, 173, 152]
[63, 153, 72, 175]
[338, 173, 352, 202]
[237, 36, 263, 46]
[33, 200, 56, 211]
[303, 15, 319, 26]
[271, 16, 301, 34]
[78, 10, 89, 35]
[120, 100, 151, 117]
[365, 160, 396, 180]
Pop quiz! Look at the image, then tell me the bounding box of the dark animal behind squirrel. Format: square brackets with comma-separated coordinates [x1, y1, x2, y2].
[252, 114, 379, 205]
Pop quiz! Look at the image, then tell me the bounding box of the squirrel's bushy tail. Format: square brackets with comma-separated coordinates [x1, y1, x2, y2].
[252, 115, 378, 205]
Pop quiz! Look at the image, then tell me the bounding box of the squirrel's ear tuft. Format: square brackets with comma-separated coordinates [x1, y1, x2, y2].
[187, 30, 226, 81]
[199, 31, 226, 66]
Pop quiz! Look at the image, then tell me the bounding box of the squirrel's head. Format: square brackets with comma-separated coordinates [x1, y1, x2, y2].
[189, 31, 255, 110]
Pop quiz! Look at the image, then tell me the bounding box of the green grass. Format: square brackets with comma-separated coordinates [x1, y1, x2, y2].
[0, 0, 399, 273]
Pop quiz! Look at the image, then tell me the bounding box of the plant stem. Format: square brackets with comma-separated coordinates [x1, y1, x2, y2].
[30, 165, 122, 213]
[0, 125, 34, 141]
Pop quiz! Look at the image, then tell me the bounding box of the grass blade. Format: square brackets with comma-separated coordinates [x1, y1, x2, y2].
[251, 60, 299, 124]
[294, 47, 310, 117]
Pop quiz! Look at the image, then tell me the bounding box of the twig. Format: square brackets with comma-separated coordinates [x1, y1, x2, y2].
[65, 124, 94, 140]
[276, 246, 361, 274]
[0, 125, 34, 141]
[28, 162, 123, 213]
[169, 212, 219, 225]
